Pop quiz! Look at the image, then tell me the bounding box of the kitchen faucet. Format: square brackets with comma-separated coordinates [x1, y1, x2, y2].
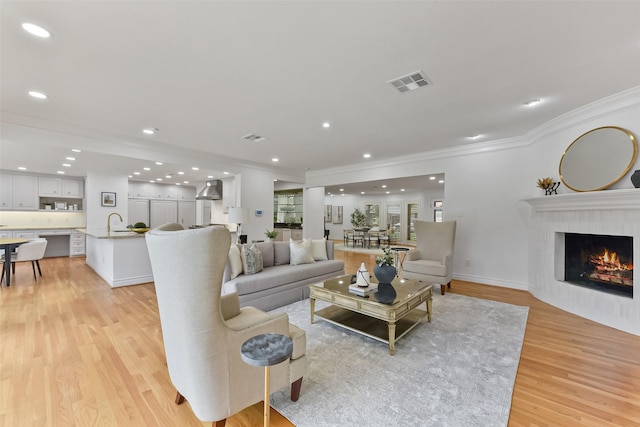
[107, 212, 123, 233]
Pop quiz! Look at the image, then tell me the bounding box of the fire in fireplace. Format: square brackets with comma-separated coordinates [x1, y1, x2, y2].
[564, 233, 633, 298]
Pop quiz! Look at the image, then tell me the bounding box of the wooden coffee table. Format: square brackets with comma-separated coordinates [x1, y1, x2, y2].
[309, 275, 432, 355]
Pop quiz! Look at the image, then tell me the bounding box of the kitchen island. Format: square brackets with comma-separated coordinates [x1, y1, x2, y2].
[81, 229, 153, 287]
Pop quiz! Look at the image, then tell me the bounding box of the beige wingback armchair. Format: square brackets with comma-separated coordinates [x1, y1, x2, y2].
[402, 220, 456, 295]
[146, 224, 307, 427]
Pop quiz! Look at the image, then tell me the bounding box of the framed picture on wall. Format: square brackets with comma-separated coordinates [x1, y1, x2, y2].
[324, 205, 332, 222]
[101, 192, 117, 207]
[332, 205, 343, 224]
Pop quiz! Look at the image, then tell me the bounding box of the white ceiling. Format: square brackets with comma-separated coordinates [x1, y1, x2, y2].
[1, 1, 639, 191]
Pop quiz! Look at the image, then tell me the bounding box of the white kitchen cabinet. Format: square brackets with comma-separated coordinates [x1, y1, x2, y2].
[63, 179, 84, 198]
[70, 230, 86, 256]
[222, 178, 235, 211]
[163, 185, 178, 200]
[128, 198, 150, 226]
[129, 182, 150, 198]
[13, 175, 39, 210]
[149, 200, 177, 229]
[147, 183, 164, 199]
[39, 177, 62, 196]
[14, 231, 37, 239]
[178, 186, 196, 200]
[0, 174, 12, 209]
[0, 231, 12, 238]
[178, 201, 196, 228]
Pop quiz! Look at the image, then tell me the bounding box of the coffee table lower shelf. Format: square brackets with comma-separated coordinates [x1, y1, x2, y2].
[313, 305, 427, 354]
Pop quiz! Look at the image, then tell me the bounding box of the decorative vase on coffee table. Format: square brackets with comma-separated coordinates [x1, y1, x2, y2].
[374, 283, 397, 304]
[373, 264, 396, 285]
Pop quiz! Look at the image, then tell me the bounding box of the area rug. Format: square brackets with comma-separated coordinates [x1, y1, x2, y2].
[270, 293, 528, 427]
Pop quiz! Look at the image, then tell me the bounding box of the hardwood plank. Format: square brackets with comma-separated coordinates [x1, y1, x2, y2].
[0, 249, 639, 426]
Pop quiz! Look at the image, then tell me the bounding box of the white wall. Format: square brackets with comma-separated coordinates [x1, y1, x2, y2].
[308, 87, 640, 290]
[237, 169, 276, 242]
[85, 172, 129, 230]
[302, 186, 324, 239]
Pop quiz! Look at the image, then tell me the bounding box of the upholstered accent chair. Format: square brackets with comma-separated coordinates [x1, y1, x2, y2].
[146, 224, 307, 427]
[402, 220, 456, 295]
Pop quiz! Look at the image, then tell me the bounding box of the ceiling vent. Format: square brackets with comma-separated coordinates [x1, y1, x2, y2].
[242, 133, 267, 142]
[387, 70, 431, 93]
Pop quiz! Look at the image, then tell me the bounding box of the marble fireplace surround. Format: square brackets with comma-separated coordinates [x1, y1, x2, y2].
[524, 189, 640, 336]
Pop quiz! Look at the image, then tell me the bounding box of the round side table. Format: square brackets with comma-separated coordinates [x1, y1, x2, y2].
[241, 333, 293, 427]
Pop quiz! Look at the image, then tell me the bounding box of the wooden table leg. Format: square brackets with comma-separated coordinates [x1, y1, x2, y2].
[427, 298, 432, 322]
[310, 298, 315, 324]
[388, 322, 396, 356]
[264, 366, 270, 427]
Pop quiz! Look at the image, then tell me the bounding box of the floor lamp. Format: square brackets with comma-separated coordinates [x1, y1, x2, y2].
[228, 207, 248, 244]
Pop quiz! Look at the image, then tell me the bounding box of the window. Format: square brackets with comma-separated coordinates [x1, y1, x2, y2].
[386, 203, 401, 244]
[433, 200, 443, 222]
[364, 203, 380, 228]
[407, 203, 419, 241]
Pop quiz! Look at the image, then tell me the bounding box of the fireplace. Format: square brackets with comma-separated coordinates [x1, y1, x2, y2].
[564, 233, 633, 298]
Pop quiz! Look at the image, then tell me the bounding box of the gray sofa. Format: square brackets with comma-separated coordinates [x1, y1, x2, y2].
[222, 240, 344, 311]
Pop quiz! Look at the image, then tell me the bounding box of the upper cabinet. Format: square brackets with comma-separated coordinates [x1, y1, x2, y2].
[163, 184, 178, 200]
[13, 175, 39, 210]
[128, 181, 196, 202]
[0, 174, 12, 209]
[178, 185, 196, 200]
[39, 177, 84, 198]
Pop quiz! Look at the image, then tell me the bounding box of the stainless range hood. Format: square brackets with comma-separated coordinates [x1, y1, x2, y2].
[196, 180, 223, 200]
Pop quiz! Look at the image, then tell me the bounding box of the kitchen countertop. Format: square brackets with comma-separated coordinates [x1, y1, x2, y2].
[79, 228, 147, 239]
[0, 225, 84, 230]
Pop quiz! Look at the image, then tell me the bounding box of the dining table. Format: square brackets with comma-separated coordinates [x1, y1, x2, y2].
[0, 237, 29, 286]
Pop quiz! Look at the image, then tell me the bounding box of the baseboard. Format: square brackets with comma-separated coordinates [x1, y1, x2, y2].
[452, 273, 529, 291]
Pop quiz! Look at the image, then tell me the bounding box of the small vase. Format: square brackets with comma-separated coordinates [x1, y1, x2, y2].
[374, 283, 397, 304]
[631, 170, 640, 188]
[544, 182, 561, 195]
[374, 264, 397, 285]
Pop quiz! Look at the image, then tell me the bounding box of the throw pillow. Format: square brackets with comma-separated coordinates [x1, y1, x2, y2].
[241, 244, 263, 275]
[228, 244, 243, 279]
[290, 238, 316, 266]
[311, 238, 328, 261]
[255, 242, 274, 268]
[274, 241, 290, 265]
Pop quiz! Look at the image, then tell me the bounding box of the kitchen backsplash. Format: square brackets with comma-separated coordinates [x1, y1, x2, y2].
[0, 211, 86, 228]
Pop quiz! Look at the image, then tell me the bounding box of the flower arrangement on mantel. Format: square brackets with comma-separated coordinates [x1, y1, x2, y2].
[537, 177, 561, 195]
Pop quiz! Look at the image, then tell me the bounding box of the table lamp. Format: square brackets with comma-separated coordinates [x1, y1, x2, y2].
[228, 207, 248, 243]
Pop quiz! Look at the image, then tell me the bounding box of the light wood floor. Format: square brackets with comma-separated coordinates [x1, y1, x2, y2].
[1, 249, 639, 426]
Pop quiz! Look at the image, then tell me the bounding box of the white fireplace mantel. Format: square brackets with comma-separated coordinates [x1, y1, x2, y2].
[524, 188, 640, 336]
[523, 188, 640, 212]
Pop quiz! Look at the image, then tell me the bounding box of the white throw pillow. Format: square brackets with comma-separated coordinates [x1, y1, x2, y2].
[241, 244, 263, 275]
[311, 238, 328, 261]
[228, 244, 243, 279]
[289, 238, 316, 265]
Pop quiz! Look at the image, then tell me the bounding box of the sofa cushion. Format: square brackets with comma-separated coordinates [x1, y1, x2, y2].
[241, 244, 263, 275]
[255, 241, 274, 268]
[403, 259, 447, 277]
[312, 238, 328, 261]
[290, 239, 315, 265]
[228, 244, 243, 279]
[273, 241, 290, 266]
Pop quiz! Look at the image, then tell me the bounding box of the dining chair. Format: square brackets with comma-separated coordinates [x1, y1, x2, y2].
[1, 238, 48, 283]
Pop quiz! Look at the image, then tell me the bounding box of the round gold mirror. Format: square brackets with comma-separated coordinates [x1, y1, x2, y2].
[559, 126, 637, 192]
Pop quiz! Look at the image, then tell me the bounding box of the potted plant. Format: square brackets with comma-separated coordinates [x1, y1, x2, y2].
[374, 246, 396, 285]
[350, 208, 367, 228]
[265, 229, 279, 241]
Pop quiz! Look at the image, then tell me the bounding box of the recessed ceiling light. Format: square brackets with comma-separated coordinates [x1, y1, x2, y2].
[165, 175, 172, 178]
[183, 181, 189, 184]
[22, 22, 51, 38]
[524, 98, 541, 107]
[156, 178, 162, 181]
[65, 156, 75, 161]
[207, 175, 213, 179]
[429, 176, 436, 180]
[439, 180, 445, 184]
[18, 166, 27, 170]
[143, 128, 157, 135]
[143, 167, 150, 171]
[274, 179, 278, 182]
[134, 171, 141, 175]
[381, 185, 387, 188]
[363, 153, 371, 158]
[149, 180, 155, 183]
[401, 189, 405, 192]
[322, 122, 331, 128]
[223, 171, 230, 175]
[339, 188, 344, 192]
[192, 167, 199, 171]
[28, 91, 47, 99]
[62, 163, 71, 167]
[386, 191, 390, 194]
[176, 183, 181, 186]
[57, 171, 65, 174]
[72, 148, 81, 153]
[272, 158, 279, 162]
[361, 191, 365, 195]
[178, 171, 184, 175]
[155, 161, 163, 165]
